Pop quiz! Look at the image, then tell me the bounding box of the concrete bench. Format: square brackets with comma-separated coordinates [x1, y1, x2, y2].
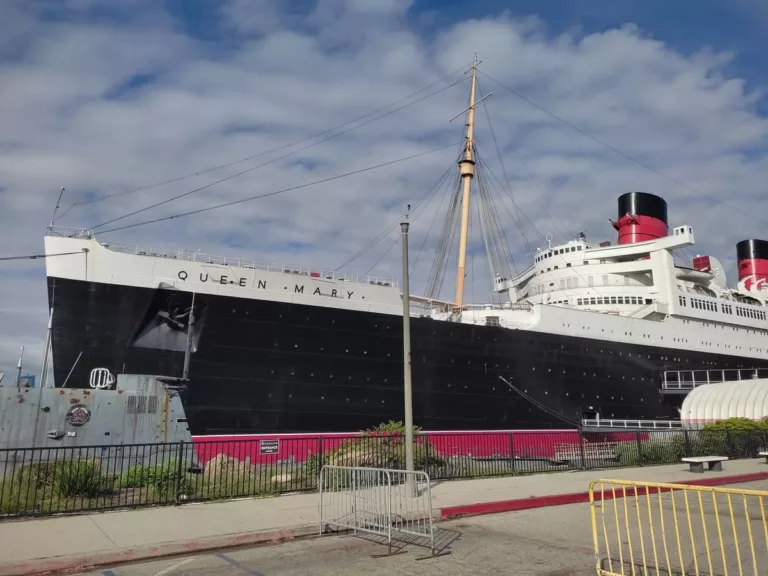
[682, 456, 728, 473]
[759, 451, 768, 463]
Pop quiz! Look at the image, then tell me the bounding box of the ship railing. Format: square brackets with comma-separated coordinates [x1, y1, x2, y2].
[415, 296, 533, 314]
[46, 225, 94, 239]
[661, 368, 767, 391]
[581, 419, 683, 430]
[47, 226, 397, 288]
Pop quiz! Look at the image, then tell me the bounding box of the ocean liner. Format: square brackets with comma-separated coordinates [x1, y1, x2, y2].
[42, 61, 768, 436]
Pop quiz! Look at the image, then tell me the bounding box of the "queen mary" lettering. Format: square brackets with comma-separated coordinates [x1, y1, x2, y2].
[177, 270, 266, 290]
[176, 269, 356, 299]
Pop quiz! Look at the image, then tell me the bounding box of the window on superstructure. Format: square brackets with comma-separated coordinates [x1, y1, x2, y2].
[590, 298, 596, 305]
[610, 297, 617, 304]
[577, 298, 583, 305]
[646, 299, 652, 305]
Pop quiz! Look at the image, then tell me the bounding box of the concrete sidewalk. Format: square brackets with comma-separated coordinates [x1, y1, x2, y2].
[2, 459, 768, 576]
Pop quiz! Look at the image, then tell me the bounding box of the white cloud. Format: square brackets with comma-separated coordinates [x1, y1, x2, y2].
[1, 1, 768, 379]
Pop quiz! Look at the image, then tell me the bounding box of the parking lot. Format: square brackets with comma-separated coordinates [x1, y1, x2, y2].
[80, 502, 597, 576]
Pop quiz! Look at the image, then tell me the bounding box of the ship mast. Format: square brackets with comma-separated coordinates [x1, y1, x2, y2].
[454, 55, 479, 310]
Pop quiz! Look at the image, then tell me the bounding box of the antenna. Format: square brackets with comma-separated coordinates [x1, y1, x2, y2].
[50, 187, 65, 226]
[16, 346, 23, 387]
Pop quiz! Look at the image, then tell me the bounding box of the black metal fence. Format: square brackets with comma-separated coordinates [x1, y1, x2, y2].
[2, 428, 766, 518]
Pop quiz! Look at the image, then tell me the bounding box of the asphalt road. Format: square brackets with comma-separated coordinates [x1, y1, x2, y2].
[81, 502, 598, 576]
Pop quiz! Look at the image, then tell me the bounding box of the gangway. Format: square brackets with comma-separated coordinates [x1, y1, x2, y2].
[581, 419, 683, 430]
[659, 367, 768, 394]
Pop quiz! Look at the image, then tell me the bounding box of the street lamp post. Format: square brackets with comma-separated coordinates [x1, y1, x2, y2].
[401, 220, 415, 493]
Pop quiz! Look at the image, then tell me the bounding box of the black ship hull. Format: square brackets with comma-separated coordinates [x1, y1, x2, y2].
[47, 277, 766, 435]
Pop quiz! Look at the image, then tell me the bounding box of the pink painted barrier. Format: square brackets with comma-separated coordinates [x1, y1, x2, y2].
[190, 429, 654, 466]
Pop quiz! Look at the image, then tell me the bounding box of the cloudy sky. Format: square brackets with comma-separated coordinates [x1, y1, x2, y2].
[2, 0, 768, 382]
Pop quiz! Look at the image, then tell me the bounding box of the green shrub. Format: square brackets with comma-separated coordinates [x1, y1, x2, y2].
[615, 441, 685, 466]
[121, 460, 190, 498]
[702, 417, 768, 432]
[56, 459, 114, 497]
[15, 462, 59, 489]
[121, 464, 155, 488]
[305, 421, 445, 479]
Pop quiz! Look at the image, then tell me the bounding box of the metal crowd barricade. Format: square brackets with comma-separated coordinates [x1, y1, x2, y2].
[589, 479, 768, 576]
[318, 465, 436, 557]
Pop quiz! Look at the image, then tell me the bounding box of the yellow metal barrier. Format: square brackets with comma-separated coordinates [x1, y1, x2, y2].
[589, 479, 768, 576]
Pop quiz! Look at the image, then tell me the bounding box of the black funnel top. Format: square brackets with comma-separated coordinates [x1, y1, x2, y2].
[617, 192, 668, 223]
[737, 239, 768, 261]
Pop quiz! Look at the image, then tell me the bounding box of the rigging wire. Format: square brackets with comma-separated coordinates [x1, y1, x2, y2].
[477, 78, 570, 254]
[476, 152, 619, 309]
[0, 250, 85, 261]
[91, 78, 468, 231]
[424, 177, 462, 301]
[363, 236, 401, 276]
[361, 174, 453, 276]
[475, 80, 532, 264]
[469, 187, 475, 306]
[95, 141, 461, 235]
[411, 164, 460, 276]
[478, 69, 768, 226]
[498, 376, 580, 427]
[474, 150, 536, 253]
[335, 160, 458, 272]
[58, 65, 470, 219]
[475, 153, 517, 279]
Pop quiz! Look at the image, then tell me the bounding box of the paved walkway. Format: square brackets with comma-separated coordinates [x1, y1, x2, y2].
[2, 459, 767, 576]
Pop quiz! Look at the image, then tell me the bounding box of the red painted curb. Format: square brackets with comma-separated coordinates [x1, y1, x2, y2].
[439, 470, 768, 520]
[0, 526, 316, 576]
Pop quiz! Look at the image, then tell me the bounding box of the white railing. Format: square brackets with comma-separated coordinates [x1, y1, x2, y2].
[46, 226, 94, 239]
[46, 226, 397, 288]
[318, 465, 437, 558]
[581, 419, 683, 430]
[661, 368, 767, 391]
